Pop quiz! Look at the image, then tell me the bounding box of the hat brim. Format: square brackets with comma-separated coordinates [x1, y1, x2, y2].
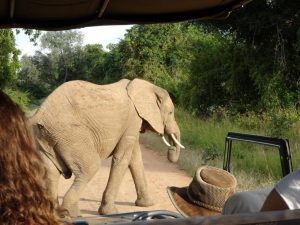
[167, 186, 220, 217]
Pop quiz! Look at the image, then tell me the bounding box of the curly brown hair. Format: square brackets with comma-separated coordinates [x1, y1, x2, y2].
[0, 91, 64, 225]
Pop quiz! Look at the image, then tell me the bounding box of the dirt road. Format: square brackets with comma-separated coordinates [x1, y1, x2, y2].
[58, 145, 191, 217]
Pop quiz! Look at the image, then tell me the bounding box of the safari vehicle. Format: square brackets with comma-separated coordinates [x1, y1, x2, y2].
[1, 0, 300, 224]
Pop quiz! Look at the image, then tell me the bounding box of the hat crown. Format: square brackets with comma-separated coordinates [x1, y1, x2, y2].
[201, 167, 236, 188]
[187, 166, 237, 212]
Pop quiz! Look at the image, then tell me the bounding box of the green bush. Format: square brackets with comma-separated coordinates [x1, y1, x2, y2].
[234, 112, 266, 131]
[4, 88, 30, 111]
[267, 108, 299, 137]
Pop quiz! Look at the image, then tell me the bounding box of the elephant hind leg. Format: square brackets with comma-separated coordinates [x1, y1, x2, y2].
[62, 160, 100, 217]
[40, 151, 71, 219]
[41, 154, 61, 207]
[99, 136, 137, 215]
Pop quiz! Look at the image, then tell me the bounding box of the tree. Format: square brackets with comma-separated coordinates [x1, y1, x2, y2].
[17, 54, 53, 99]
[40, 30, 84, 83]
[116, 23, 201, 102]
[199, 0, 300, 111]
[178, 28, 233, 115]
[0, 29, 20, 89]
[100, 43, 124, 84]
[18, 42, 107, 99]
[71, 44, 106, 82]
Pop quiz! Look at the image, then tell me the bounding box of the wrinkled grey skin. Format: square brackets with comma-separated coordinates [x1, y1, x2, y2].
[28, 78, 182, 217]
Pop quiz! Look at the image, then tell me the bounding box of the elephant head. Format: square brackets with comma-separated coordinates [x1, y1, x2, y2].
[127, 79, 184, 163]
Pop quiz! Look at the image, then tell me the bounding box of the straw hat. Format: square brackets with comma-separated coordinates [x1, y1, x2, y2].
[167, 166, 237, 217]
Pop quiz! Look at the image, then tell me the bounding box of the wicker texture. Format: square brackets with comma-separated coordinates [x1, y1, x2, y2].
[187, 166, 237, 212]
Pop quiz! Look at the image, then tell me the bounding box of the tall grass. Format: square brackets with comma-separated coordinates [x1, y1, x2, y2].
[140, 107, 300, 191]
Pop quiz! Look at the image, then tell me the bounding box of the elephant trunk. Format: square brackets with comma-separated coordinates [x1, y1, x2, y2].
[166, 131, 182, 163]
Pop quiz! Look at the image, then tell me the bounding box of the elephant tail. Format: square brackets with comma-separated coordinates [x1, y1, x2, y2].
[34, 123, 73, 179]
[40, 146, 72, 179]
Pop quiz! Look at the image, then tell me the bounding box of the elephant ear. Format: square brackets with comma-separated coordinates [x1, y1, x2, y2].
[127, 79, 167, 135]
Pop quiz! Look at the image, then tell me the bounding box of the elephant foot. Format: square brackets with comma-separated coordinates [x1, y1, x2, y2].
[98, 203, 118, 215]
[56, 206, 71, 219]
[56, 206, 72, 223]
[135, 197, 154, 207]
[62, 203, 81, 218]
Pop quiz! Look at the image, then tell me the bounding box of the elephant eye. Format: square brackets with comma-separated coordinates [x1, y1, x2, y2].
[169, 111, 173, 115]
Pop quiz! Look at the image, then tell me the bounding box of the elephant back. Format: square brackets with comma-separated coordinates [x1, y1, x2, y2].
[34, 79, 131, 125]
[30, 79, 135, 153]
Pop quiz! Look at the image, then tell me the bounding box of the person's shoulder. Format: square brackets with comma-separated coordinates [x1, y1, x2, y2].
[279, 169, 300, 184]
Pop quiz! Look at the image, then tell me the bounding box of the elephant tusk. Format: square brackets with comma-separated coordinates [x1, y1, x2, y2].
[171, 133, 185, 149]
[162, 136, 171, 147]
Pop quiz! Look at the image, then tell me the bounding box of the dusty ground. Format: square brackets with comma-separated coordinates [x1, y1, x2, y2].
[58, 144, 191, 217]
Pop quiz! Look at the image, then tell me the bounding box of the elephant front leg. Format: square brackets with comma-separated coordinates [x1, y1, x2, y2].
[129, 143, 154, 207]
[98, 136, 136, 215]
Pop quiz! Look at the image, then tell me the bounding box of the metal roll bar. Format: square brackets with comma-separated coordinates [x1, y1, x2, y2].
[223, 132, 293, 177]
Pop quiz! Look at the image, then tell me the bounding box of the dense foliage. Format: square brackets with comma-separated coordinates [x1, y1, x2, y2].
[199, 0, 300, 112]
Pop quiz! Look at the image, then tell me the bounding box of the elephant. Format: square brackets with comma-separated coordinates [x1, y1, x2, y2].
[28, 78, 184, 217]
